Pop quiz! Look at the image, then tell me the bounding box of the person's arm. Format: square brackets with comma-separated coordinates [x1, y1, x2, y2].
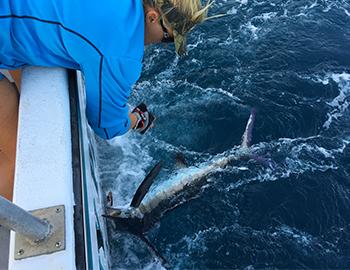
[82, 57, 142, 139]
[129, 112, 138, 130]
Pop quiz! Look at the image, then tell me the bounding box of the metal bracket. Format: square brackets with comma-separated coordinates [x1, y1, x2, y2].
[14, 205, 65, 260]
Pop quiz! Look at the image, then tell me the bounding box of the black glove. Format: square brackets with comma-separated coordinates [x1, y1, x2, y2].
[132, 103, 155, 134]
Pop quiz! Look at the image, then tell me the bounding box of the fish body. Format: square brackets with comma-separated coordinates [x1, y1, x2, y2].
[105, 109, 257, 233]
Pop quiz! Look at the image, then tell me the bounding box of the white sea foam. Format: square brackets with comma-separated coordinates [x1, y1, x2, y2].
[330, 72, 350, 84]
[308, 0, 319, 9]
[299, 72, 350, 129]
[184, 81, 243, 104]
[226, 7, 237, 15]
[155, 56, 179, 80]
[323, 72, 350, 129]
[252, 12, 277, 21]
[171, 226, 219, 252]
[102, 134, 153, 207]
[227, 7, 238, 15]
[320, 0, 349, 13]
[275, 225, 313, 247]
[219, 26, 234, 46]
[237, 0, 248, 5]
[150, 137, 207, 158]
[187, 33, 205, 52]
[244, 22, 259, 39]
[343, 8, 350, 17]
[207, 87, 241, 100]
[224, 136, 347, 192]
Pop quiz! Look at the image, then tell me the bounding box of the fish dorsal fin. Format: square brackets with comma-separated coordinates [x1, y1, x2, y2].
[130, 161, 163, 208]
[241, 108, 257, 148]
[175, 152, 188, 168]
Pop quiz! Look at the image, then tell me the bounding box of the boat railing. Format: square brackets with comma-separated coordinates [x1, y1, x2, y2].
[0, 196, 65, 260]
[0, 196, 52, 244]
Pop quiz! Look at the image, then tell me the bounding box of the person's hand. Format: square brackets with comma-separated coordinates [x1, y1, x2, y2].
[131, 103, 155, 134]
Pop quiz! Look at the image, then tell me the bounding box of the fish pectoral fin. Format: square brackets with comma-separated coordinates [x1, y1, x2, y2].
[104, 207, 123, 217]
[139, 234, 170, 268]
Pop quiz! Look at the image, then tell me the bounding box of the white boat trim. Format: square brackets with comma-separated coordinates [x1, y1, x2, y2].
[9, 67, 76, 270]
[1, 67, 109, 270]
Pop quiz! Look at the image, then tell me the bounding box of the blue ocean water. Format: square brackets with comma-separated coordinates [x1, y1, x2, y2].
[97, 0, 350, 269]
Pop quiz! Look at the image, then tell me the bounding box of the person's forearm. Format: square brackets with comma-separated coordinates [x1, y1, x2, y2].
[129, 112, 137, 130]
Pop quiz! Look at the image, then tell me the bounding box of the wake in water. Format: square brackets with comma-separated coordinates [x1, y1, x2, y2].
[97, 0, 350, 268]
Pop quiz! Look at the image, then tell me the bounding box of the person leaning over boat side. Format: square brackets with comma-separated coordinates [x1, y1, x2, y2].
[0, 0, 213, 201]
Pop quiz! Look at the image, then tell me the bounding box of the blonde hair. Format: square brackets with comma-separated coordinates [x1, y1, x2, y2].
[154, 0, 213, 32]
[143, 0, 221, 55]
[168, 0, 212, 24]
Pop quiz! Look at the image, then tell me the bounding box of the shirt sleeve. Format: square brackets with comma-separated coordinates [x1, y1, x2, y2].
[81, 56, 142, 139]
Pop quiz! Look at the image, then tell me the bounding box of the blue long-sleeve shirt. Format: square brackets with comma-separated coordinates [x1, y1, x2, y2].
[0, 0, 144, 139]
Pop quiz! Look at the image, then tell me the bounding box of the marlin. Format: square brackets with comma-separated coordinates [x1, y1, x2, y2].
[104, 108, 262, 264]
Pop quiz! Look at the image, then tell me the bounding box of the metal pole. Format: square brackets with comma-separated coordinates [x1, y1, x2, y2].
[0, 196, 51, 243]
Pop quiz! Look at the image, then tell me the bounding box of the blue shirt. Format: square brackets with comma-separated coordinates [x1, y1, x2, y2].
[0, 0, 144, 139]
